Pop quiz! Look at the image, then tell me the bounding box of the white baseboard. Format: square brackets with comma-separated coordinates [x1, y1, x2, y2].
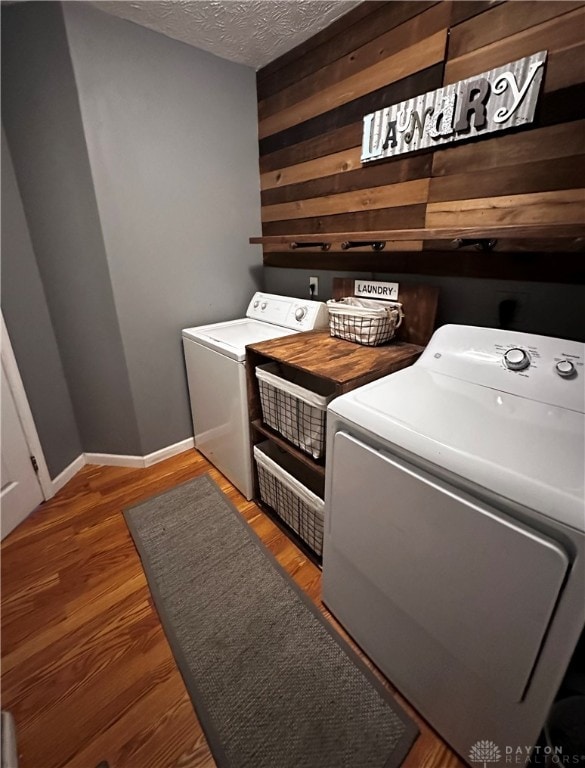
[143, 437, 195, 467]
[51, 453, 86, 494]
[51, 438, 195, 493]
[83, 452, 145, 468]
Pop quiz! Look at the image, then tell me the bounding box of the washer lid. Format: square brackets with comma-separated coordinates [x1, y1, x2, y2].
[330, 366, 585, 532]
[182, 318, 296, 361]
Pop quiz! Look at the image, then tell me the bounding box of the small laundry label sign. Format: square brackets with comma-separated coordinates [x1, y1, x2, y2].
[354, 280, 399, 300]
[361, 50, 547, 162]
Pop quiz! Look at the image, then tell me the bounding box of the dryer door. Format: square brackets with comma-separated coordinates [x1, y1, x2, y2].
[323, 431, 569, 703]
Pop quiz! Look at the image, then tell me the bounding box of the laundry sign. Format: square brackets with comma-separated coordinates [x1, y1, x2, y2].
[362, 50, 547, 163]
[354, 280, 399, 300]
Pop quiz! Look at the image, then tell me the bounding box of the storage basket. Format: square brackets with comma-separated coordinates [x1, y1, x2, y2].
[254, 441, 325, 556]
[255, 363, 336, 459]
[327, 297, 404, 346]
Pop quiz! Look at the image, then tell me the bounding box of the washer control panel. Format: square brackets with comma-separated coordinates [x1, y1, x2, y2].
[420, 325, 584, 413]
[555, 359, 576, 378]
[246, 293, 329, 331]
[503, 347, 531, 371]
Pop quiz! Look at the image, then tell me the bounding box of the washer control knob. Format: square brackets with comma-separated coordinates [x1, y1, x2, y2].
[295, 306, 307, 322]
[253, 300, 259, 308]
[504, 348, 530, 371]
[260, 302, 267, 310]
[555, 359, 576, 378]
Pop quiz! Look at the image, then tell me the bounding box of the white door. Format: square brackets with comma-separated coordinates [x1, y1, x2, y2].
[1, 357, 44, 538]
[1, 315, 52, 540]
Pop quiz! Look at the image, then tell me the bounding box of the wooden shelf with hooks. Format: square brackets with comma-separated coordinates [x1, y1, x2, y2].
[249, 223, 585, 247]
[250, 223, 585, 283]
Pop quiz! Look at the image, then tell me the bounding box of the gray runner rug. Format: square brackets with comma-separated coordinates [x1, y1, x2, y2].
[124, 474, 419, 768]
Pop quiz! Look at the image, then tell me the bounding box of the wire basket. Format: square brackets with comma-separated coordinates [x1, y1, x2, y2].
[327, 297, 404, 346]
[254, 442, 324, 556]
[255, 363, 336, 459]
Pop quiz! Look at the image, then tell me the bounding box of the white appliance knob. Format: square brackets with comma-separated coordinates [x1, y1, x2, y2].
[253, 300, 259, 308]
[504, 348, 530, 371]
[295, 306, 307, 321]
[555, 359, 576, 378]
[260, 302, 267, 310]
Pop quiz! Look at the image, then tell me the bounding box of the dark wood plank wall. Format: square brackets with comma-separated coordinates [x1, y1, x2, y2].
[256, 1, 585, 283]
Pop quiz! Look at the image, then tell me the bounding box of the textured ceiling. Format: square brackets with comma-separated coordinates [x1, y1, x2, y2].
[92, 1, 362, 70]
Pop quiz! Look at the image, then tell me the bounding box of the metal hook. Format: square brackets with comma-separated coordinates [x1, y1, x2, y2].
[452, 238, 498, 252]
[290, 242, 331, 251]
[341, 241, 386, 251]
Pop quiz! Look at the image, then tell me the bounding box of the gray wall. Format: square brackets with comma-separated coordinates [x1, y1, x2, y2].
[63, 3, 263, 454]
[265, 269, 585, 342]
[1, 2, 141, 458]
[1, 130, 82, 477]
[2, 1, 263, 471]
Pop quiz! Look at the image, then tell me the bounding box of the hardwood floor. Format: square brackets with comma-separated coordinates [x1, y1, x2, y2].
[1, 450, 466, 768]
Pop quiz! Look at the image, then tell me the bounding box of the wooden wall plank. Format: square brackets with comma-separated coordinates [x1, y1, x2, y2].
[259, 64, 443, 156]
[256, 1, 583, 282]
[261, 147, 363, 191]
[448, 1, 584, 60]
[426, 189, 585, 228]
[258, 3, 452, 121]
[261, 179, 430, 223]
[432, 121, 585, 176]
[449, 1, 504, 27]
[258, 3, 392, 95]
[262, 155, 432, 206]
[262, 204, 427, 236]
[259, 123, 362, 174]
[538, 82, 585, 127]
[544, 43, 585, 93]
[429, 156, 585, 202]
[257, 2, 436, 100]
[444, 7, 585, 85]
[258, 30, 448, 139]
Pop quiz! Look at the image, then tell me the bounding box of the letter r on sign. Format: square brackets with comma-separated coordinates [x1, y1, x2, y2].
[454, 78, 490, 132]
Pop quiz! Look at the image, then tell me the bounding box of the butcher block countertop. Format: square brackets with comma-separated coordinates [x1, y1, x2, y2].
[246, 330, 423, 394]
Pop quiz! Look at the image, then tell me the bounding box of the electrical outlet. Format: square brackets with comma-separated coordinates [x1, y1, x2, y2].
[310, 276, 319, 297]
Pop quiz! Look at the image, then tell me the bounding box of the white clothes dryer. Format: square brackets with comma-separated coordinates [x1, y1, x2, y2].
[322, 324, 585, 764]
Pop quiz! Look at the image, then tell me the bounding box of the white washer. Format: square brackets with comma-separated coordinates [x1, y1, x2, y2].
[182, 293, 329, 500]
[322, 324, 584, 762]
